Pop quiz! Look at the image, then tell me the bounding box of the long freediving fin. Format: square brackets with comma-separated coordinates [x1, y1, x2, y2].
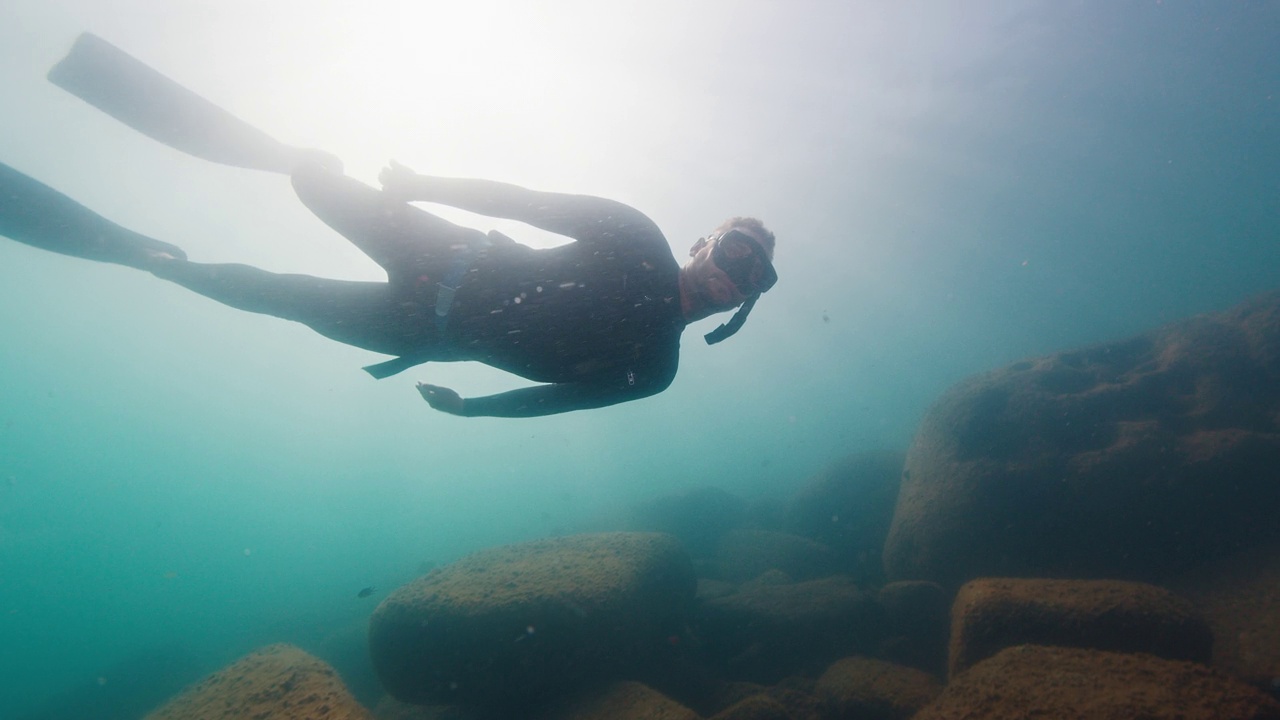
[48, 32, 304, 174]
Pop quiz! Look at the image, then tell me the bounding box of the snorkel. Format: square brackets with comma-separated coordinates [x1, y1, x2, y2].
[704, 294, 760, 344]
[703, 229, 777, 345]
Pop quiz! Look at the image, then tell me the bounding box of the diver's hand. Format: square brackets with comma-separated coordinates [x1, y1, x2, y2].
[417, 382, 464, 416]
[379, 160, 420, 200]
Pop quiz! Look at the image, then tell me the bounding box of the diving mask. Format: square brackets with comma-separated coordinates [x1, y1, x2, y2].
[703, 228, 778, 345]
[712, 228, 777, 296]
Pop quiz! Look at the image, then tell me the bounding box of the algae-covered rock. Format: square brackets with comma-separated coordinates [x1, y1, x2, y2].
[916, 645, 1280, 720]
[697, 576, 882, 682]
[815, 656, 941, 720]
[369, 532, 695, 709]
[535, 681, 700, 720]
[885, 290, 1280, 588]
[143, 644, 371, 720]
[947, 577, 1212, 677]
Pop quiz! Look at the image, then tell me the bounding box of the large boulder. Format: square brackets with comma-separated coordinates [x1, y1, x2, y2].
[143, 644, 371, 720]
[915, 645, 1280, 720]
[1172, 539, 1280, 687]
[371, 696, 474, 720]
[947, 578, 1213, 677]
[885, 290, 1280, 588]
[369, 532, 695, 710]
[783, 450, 905, 582]
[707, 694, 792, 720]
[535, 681, 700, 720]
[714, 529, 841, 583]
[815, 656, 941, 720]
[875, 581, 950, 674]
[696, 576, 882, 682]
[690, 679, 825, 720]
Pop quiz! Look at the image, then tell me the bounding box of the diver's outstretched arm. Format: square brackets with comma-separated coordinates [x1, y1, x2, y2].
[414, 372, 672, 418]
[378, 161, 660, 244]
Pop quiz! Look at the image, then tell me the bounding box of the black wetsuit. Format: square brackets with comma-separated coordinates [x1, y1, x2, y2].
[156, 169, 687, 418]
[447, 224, 685, 417]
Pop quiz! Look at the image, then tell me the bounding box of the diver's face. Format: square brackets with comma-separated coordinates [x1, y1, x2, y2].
[712, 229, 777, 295]
[687, 230, 757, 310]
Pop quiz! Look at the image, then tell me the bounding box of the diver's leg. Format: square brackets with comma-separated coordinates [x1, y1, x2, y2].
[0, 161, 186, 268]
[289, 164, 485, 283]
[150, 260, 435, 357]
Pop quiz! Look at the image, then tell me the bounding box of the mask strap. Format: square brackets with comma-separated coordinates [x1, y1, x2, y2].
[704, 295, 758, 345]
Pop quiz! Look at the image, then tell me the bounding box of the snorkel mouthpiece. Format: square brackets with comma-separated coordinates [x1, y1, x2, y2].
[704, 294, 758, 345]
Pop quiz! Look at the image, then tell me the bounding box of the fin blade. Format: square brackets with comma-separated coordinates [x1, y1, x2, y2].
[48, 33, 299, 174]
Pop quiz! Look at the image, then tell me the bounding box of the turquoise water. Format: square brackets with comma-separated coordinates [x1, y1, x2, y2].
[0, 1, 1276, 717]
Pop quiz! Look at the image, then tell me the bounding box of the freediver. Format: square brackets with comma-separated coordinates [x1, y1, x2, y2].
[0, 35, 777, 419]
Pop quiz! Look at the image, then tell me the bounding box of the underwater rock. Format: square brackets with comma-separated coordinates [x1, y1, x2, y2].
[1171, 538, 1280, 689]
[695, 677, 824, 720]
[714, 528, 840, 583]
[707, 693, 792, 720]
[740, 568, 794, 588]
[534, 681, 699, 720]
[915, 645, 1280, 720]
[696, 578, 738, 602]
[368, 532, 695, 710]
[756, 678, 825, 720]
[875, 581, 950, 675]
[142, 644, 371, 720]
[783, 449, 905, 582]
[877, 581, 948, 629]
[310, 614, 385, 706]
[947, 577, 1212, 678]
[622, 647, 736, 718]
[696, 575, 882, 683]
[690, 680, 771, 718]
[884, 289, 1280, 588]
[371, 695, 477, 720]
[815, 656, 941, 720]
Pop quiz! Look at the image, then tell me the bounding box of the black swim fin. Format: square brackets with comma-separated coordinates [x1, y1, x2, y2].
[48, 33, 306, 174]
[0, 161, 187, 267]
